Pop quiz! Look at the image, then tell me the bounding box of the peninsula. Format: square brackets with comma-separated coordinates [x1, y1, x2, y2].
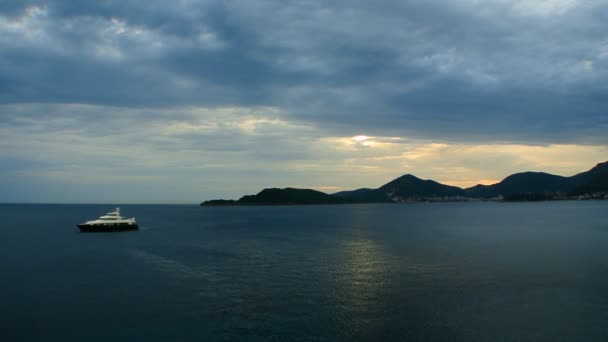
[202, 188, 353, 206]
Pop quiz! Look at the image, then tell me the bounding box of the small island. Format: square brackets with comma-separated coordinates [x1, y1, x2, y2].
[201, 188, 354, 206]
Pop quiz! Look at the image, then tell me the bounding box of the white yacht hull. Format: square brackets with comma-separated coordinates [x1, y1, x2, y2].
[78, 222, 139, 232]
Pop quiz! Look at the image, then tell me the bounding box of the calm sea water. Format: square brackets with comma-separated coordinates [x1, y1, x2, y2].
[1, 202, 608, 341]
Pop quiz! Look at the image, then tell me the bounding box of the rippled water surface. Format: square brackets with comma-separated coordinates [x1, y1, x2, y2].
[2, 202, 608, 341]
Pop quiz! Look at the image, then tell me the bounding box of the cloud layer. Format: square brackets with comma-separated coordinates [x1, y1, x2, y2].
[1, 1, 607, 202]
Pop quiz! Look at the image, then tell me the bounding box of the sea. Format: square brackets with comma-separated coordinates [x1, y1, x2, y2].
[1, 201, 607, 341]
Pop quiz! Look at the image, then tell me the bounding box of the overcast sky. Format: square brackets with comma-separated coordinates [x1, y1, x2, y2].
[1, 0, 607, 203]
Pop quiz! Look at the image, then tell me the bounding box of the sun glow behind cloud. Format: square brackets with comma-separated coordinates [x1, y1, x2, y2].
[2, 103, 606, 203]
[318, 133, 608, 189]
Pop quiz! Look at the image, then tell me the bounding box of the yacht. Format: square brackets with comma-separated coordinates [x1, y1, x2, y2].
[77, 208, 138, 232]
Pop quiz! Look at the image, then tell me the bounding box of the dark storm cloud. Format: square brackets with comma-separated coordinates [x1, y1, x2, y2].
[0, 1, 37, 15]
[1, 0, 607, 143]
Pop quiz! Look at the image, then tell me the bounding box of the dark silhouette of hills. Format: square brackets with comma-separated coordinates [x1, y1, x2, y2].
[463, 161, 608, 199]
[335, 161, 608, 202]
[464, 172, 569, 198]
[202, 161, 608, 205]
[380, 174, 465, 198]
[332, 188, 388, 202]
[334, 174, 466, 202]
[568, 161, 608, 195]
[201, 188, 352, 206]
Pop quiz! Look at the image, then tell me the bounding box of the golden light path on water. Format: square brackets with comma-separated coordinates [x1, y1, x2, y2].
[332, 207, 393, 336]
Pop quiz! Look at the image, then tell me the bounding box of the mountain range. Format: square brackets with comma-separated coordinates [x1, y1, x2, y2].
[335, 161, 608, 202]
[201, 161, 608, 205]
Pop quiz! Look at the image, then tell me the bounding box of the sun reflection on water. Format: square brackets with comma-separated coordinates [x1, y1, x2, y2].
[329, 206, 392, 336]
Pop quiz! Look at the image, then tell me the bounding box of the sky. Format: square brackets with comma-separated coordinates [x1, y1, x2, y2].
[1, 0, 607, 203]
